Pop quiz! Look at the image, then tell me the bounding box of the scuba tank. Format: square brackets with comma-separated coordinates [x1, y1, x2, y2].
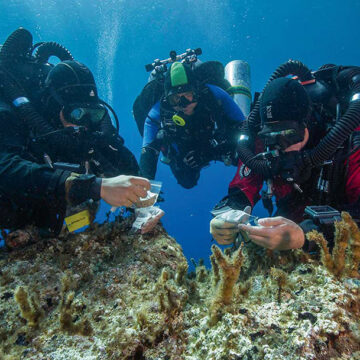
[225, 60, 252, 117]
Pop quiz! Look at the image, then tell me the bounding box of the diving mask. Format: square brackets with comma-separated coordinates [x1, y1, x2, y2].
[168, 91, 196, 108]
[258, 120, 305, 150]
[63, 103, 107, 128]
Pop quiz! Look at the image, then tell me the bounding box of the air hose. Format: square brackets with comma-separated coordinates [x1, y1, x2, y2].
[237, 60, 313, 177]
[0, 28, 53, 136]
[0, 28, 65, 137]
[0, 67, 83, 156]
[0, 27, 32, 62]
[33, 42, 74, 63]
[99, 100, 120, 133]
[0, 69, 54, 135]
[309, 68, 360, 165]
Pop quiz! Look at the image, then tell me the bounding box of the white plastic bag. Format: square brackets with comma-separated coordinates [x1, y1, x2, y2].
[134, 180, 162, 208]
[130, 206, 163, 233]
[214, 207, 257, 225]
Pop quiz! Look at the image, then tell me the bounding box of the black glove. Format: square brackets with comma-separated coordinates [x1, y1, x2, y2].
[183, 150, 209, 169]
[211, 142, 235, 165]
[279, 151, 312, 184]
[65, 173, 101, 206]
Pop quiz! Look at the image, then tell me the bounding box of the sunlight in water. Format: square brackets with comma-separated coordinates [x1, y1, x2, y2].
[95, 1, 123, 104]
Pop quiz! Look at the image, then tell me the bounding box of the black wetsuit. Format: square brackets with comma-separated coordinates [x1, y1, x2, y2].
[0, 99, 139, 233]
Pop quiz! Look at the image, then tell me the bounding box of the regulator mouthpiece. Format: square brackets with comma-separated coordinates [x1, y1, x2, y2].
[172, 114, 186, 126]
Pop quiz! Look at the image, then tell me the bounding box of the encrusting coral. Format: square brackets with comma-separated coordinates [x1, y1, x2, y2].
[14, 285, 43, 328]
[1, 214, 360, 359]
[269, 267, 288, 304]
[209, 244, 244, 325]
[191, 258, 208, 282]
[343, 211, 360, 277]
[59, 272, 93, 336]
[306, 211, 360, 279]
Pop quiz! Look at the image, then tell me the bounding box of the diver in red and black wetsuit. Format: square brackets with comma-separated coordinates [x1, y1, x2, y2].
[210, 61, 360, 251]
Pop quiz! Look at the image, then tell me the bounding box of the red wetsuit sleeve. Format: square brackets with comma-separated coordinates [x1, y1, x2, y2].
[229, 159, 263, 208]
[345, 143, 360, 204]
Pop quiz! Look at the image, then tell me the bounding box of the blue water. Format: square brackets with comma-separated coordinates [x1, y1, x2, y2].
[1, 0, 360, 266]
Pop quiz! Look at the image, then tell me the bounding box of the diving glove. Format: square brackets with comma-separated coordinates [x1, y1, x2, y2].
[65, 173, 101, 206]
[183, 150, 208, 169]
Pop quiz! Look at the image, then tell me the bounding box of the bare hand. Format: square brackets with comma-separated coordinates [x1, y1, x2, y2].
[239, 216, 305, 250]
[210, 218, 239, 245]
[100, 175, 150, 208]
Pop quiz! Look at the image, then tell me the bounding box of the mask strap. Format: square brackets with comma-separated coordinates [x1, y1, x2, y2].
[46, 86, 65, 108]
[99, 99, 119, 132]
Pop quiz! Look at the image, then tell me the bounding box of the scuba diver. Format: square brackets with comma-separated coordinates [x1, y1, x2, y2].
[0, 28, 160, 249]
[137, 52, 247, 189]
[210, 60, 360, 251]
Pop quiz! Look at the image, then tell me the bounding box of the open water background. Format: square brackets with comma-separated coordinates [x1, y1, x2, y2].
[1, 0, 359, 267]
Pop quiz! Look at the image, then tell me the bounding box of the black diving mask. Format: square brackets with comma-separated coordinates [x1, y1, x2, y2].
[168, 92, 197, 108]
[258, 120, 305, 150]
[63, 103, 107, 128]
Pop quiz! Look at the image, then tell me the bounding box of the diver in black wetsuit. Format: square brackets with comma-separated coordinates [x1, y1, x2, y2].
[0, 28, 155, 248]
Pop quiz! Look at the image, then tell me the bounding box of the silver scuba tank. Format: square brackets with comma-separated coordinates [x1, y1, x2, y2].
[224, 60, 252, 117]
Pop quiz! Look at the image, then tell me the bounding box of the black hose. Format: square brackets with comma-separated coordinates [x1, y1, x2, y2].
[0, 67, 85, 157]
[0, 67, 55, 135]
[237, 60, 313, 177]
[34, 42, 74, 63]
[310, 83, 360, 166]
[318, 64, 336, 70]
[0, 28, 33, 63]
[100, 99, 120, 133]
[306, 67, 360, 166]
[0, 29, 74, 152]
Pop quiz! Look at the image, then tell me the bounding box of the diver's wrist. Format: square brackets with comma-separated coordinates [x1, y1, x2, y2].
[65, 174, 101, 206]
